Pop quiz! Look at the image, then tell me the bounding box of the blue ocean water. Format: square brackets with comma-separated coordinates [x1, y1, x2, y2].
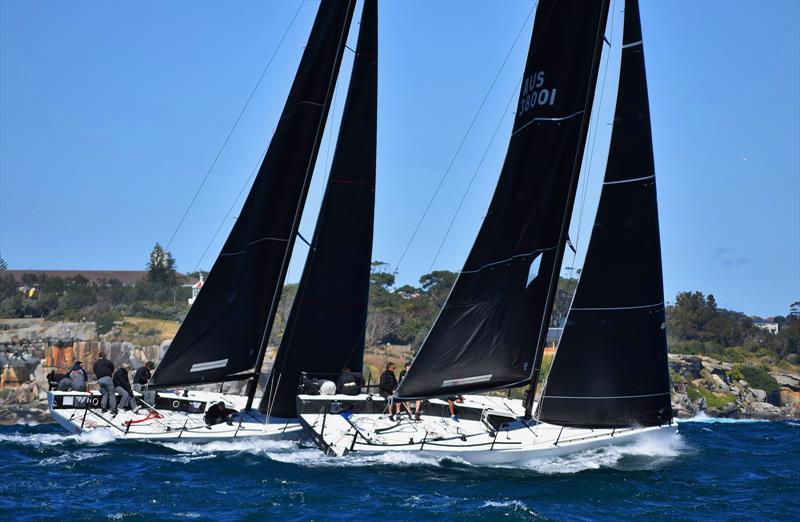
[1, 418, 798, 521]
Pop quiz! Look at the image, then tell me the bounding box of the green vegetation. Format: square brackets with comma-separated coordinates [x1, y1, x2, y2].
[95, 311, 116, 336]
[0, 244, 191, 324]
[729, 364, 780, 403]
[686, 382, 736, 409]
[667, 292, 800, 367]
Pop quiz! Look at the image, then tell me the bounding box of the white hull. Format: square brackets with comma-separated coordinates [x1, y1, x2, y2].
[297, 393, 677, 465]
[48, 390, 302, 442]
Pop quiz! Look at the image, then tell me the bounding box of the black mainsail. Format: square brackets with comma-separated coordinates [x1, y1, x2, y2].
[539, 0, 672, 428]
[396, 0, 610, 400]
[259, 0, 377, 418]
[149, 0, 356, 390]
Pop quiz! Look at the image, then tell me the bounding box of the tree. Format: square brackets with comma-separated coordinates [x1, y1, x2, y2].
[147, 243, 177, 286]
[0, 255, 7, 271]
[370, 261, 395, 289]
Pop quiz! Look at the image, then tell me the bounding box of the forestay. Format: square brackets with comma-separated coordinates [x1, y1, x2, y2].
[539, 0, 672, 428]
[150, 0, 356, 388]
[396, 0, 610, 400]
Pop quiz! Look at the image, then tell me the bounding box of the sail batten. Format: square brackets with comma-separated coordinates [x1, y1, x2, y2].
[258, 0, 377, 418]
[149, 0, 357, 389]
[538, 0, 672, 428]
[395, 0, 611, 401]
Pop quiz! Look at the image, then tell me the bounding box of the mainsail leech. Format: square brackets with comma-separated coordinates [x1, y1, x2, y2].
[149, 0, 357, 390]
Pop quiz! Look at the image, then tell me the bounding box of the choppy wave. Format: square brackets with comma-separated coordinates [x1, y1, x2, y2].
[507, 429, 686, 474]
[0, 427, 116, 447]
[480, 500, 539, 517]
[676, 412, 767, 424]
[0, 422, 797, 520]
[160, 436, 470, 468]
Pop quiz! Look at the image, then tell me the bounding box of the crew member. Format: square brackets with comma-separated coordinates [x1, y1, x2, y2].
[93, 352, 117, 415]
[379, 362, 400, 420]
[447, 395, 464, 422]
[68, 361, 88, 392]
[112, 363, 137, 411]
[336, 367, 364, 396]
[204, 401, 237, 426]
[133, 361, 155, 391]
[398, 362, 421, 421]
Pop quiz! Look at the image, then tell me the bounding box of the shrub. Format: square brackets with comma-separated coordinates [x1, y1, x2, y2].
[95, 312, 115, 336]
[734, 365, 780, 405]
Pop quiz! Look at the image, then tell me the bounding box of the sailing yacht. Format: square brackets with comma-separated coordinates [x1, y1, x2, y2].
[48, 0, 378, 442]
[298, 0, 677, 463]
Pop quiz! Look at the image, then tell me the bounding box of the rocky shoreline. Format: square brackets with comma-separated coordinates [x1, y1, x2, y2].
[1, 319, 799, 424]
[669, 354, 800, 420]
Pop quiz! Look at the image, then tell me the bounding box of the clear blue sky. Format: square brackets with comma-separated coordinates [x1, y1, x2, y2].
[1, 1, 798, 318]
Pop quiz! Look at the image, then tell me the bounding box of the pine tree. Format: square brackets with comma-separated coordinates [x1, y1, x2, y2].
[146, 243, 177, 286]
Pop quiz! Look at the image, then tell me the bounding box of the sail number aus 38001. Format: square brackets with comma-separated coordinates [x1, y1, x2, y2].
[518, 70, 557, 116]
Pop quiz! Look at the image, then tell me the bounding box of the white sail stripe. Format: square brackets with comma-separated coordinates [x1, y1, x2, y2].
[543, 392, 670, 400]
[442, 374, 493, 387]
[459, 246, 557, 275]
[603, 174, 655, 186]
[571, 301, 665, 311]
[189, 359, 229, 373]
[621, 40, 643, 49]
[511, 110, 585, 137]
[219, 236, 290, 256]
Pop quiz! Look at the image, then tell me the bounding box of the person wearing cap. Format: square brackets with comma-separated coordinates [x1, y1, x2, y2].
[93, 352, 116, 415]
[112, 363, 137, 411]
[67, 361, 88, 392]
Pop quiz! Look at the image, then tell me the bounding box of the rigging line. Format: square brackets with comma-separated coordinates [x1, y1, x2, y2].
[427, 78, 523, 272]
[165, 0, 307, 251]
[568, 0, 616, 275]
[192, 146, 267, 272]
[392, 2, 537, 274]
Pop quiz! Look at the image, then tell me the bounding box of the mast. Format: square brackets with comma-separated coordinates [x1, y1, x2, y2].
[149, 0, 357, 397]
[258, 0, 378, 418]
[538, 0, 672, 428]
[395, 0, 610, 402]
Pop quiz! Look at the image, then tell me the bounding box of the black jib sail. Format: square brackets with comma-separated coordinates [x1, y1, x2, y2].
[259, 0, 377, 418]
[149, 0, 356, 389]
[396, 0, 610, 400]
[539, 0, 672, 428]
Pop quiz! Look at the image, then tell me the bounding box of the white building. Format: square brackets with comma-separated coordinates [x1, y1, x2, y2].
[754, 322, 779, 335]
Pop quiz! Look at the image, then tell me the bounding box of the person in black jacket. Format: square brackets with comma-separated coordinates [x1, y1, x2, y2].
[336, 367, 364, 396]
[133, 361, 155, 391]
[92, 352, 117, 414]
[379, 362, 400, 420]
[204, 402, 237, 426]
[112, 363, 137, 411]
